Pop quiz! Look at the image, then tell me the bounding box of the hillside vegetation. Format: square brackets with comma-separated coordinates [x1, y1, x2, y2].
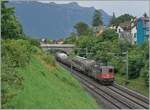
[1, 1, 98, 108]
[2, 42, 98, 108]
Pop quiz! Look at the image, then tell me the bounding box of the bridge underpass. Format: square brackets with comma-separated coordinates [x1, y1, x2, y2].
[40, 43, 75, 54]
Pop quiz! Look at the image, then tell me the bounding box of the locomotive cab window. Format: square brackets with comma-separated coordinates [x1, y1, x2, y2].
[109, 68, 113, 73]
[96, 68, 102, 73]
[102, 68, 108, 73]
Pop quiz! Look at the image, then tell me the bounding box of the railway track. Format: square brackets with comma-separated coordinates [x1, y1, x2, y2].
[112, 83, 149, 104]
[108, 84, 149, 108]
[58, 61, 149, 109]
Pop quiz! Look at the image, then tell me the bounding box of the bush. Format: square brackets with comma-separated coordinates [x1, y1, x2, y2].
[64, 33, 77, 44]
[1, 39, 33, 107]
[42, 54, 56, 67]
[2, 39, 32, 67]
[23, 36, 40, 47]
[128, 42, 148, 79]
[100, 29, 118, 40]
[128, 57, 143, 79]
[139, 42, 149, 86]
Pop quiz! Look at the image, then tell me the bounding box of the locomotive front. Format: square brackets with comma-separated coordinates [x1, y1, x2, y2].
[96, 66, 115, 84]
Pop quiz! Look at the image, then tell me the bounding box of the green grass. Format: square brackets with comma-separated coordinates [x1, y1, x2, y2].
[115, 74, 149, 97]
[6, 56, 98, 109]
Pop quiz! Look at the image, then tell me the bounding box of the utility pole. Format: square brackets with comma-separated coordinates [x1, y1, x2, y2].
[70, 62, 72, 73]
[76, 47, 81, 56]
[126, 51, 129, 80]
[86, 47, 88, 58]
[76, 47, 88, 58]
[123, 51, 129, 84]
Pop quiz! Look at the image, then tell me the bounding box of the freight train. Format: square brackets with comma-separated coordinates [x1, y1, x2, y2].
[56, 52, 115, 84]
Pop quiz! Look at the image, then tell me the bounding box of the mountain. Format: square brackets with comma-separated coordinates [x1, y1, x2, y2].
[8, 1, 112, 39]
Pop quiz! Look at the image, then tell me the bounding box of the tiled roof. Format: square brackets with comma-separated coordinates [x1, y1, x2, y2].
[119, 21, 131, 31]
[119, 21, 131, 28]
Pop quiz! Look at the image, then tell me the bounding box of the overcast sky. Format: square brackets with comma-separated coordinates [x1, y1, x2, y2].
[38, 0, 149, 17]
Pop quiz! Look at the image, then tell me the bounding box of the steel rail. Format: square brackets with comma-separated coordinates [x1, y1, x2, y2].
[72, 70, 146, 109]
[58, 62, 131, 109]
[107, 85, 149, 109]
[57, 60, 149, 109]
[112, 83, 149, 104]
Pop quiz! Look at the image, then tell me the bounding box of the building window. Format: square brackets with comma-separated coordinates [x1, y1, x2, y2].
[134, 33, 136, 38]
[134, 41, 136, 44]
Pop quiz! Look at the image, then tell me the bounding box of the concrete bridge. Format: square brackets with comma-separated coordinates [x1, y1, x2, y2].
[40, 43, 75, 54]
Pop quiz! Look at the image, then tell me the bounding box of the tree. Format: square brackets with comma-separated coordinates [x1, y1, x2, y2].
[92, 10, 103, 26]
[100, 29, 118, 41]
[139, 41, 149, 86]
[64, 32, 77, 44]
[111, 14, 134, 26]
[128, 49, 144, 79]
[143, 12, 148, 18]
[1, 1, 24, 39]
[74, 22, 89, 36]
[110, 12, 116, 26]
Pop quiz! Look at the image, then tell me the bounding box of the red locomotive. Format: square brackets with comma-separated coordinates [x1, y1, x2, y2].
[94, 66, 114, 84]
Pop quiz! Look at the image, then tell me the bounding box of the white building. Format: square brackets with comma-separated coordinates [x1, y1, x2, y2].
[131, 26, 137, 45]
[116, 26, 124, 38]
[109, 26, 116, 30]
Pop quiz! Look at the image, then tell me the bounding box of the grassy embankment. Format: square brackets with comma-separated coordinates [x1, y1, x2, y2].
[115, 74, 149, 97]
[6, 49, 98, 108]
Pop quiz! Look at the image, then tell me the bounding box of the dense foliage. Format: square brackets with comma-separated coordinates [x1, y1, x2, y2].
[1, 1, 24, 39]
[1, 1, 41, 108]
[1, 39, 35, 108]
[23, 36, 40, 47]
[110, 14, 134, 26]
[74, 22, 90, 36]
[109, 12, 116, 26]
[2, 39, 32, 67]
[64, 28, 149, 86]
[64, 33, 77, 44]
[42, 52, 56, 66]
